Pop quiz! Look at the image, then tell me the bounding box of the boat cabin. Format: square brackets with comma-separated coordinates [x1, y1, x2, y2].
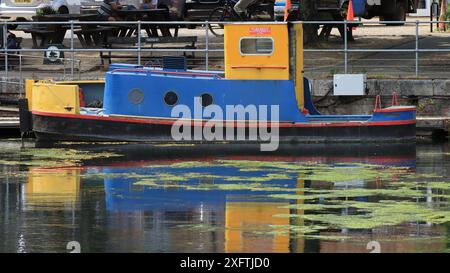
[24, 23, 308, 119]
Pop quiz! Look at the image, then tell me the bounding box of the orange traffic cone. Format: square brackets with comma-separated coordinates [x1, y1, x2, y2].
[346, 0, 355, 21]
[284, 0, 292, 22]
[346, 0, 357, 30]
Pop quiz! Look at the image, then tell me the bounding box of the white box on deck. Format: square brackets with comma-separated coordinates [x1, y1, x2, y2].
[333, 74, 366, 96]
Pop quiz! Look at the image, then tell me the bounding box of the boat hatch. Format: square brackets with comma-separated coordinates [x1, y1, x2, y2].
[224, 24, 290, 81]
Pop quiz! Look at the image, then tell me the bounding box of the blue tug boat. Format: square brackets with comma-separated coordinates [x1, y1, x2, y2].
[20, 23, 416, 147]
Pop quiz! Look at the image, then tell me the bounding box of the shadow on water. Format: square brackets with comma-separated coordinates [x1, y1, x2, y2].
[0, 140, 449, 253]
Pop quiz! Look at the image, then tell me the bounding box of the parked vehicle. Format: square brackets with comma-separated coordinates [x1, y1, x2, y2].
[208, 0, 274, 36]
[184, 0, 221, 21]
[0, 0, 83, 23]
[277, 0, 420, 23]
[81, 0, 185, 20]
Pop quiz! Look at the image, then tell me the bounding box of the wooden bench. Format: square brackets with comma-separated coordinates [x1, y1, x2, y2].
[75, 26, 117, 48]
[16, 25, 73, 48]
[100, 36, 197, 65]
[17, 25, 54, 48]
[145, 36, 197, 48]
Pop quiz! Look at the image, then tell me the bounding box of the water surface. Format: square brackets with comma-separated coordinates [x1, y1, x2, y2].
[0, 141, 449, 253]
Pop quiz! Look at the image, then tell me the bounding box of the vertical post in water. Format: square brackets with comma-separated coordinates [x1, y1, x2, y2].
[138, 21, 141, 66]
[205, 22, 209, 71]
[70, 20, 74, 80]
[344, 21, 348, 74]
[415, 20, 419, 77]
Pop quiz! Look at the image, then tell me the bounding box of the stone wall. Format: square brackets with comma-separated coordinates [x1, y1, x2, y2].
[310, 79, 450, 117]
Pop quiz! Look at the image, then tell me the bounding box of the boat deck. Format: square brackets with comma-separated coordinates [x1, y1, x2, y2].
[306, 115, 372, 123]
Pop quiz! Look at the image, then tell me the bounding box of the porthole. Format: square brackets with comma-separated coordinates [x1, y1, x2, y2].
[164, 91, 178, 106]
[199, 93, 213, 107]
[128, 88, 144, 105]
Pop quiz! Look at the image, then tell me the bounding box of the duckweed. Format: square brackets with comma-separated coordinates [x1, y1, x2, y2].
[274, 200, 450, 229]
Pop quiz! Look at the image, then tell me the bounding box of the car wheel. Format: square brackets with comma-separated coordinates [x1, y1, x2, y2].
[380, 3, 406, 26]
[58, 6, 69, 14]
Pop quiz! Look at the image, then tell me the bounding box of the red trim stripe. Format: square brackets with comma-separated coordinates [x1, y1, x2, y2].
[32, 111, 416, 128]
[230, 66, 288, 69]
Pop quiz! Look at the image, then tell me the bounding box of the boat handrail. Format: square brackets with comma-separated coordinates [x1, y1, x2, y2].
[110, 69, 223, 79]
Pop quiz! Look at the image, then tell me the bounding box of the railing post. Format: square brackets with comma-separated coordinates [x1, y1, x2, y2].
[415, 20, 419, 77]
[78, 60, 81, 80]
[3, 23, 8, 81]
[344, 20, 348, 74]
[137, 21, 141, 66]
[63, 60, 66, 80]
[19, 54, 23, 97]
[205, 22, 209, 71]
[70, 20, 74, 80]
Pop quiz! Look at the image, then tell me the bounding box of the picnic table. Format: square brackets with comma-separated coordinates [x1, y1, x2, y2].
[75, 8, 178, 48]
[115, 8, 177, 38]
[98, 7, 189, 64]
[16, 14, 98, 48]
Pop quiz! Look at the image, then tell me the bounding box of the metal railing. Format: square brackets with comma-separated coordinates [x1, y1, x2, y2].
[0, 20, 224, 79]
[0, 52, 81, 96]
[1, 19, 450, 89]
[302, 20, 450, 78]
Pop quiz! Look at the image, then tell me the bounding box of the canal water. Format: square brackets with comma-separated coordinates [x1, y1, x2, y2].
[0, 140, 449, 253]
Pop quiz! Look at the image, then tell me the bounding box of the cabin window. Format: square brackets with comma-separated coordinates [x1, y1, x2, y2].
[199, 93, 213, 107]
[239, 37, 274, 56]
[164, 91, 178, 106]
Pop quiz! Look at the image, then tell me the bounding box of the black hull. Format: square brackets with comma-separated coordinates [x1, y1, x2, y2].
[31, 113, 416, 144]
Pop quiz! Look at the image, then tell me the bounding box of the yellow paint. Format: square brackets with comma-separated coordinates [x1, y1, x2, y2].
[26, 168, 80, 205]
[25, 79, 36, 110]
[56, 80, 105, 85]
[31, 82, 80, 114]
[225, 202, 290, 253]
[224, 24, 290, 80]
[293, 24, 305, 110]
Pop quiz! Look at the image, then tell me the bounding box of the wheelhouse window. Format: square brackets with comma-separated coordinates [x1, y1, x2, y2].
[239, 37, 274, 56]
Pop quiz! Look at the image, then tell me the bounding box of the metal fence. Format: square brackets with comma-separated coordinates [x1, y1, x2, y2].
[302, 20, 450, 78]
[1, 19, 450, 92]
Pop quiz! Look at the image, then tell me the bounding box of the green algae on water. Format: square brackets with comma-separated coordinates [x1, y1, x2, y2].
[274, 200, 450, 229]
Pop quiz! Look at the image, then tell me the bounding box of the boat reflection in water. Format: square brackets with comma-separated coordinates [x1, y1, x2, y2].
[25, 168, 80, 209]
[10, 143, 447, 252]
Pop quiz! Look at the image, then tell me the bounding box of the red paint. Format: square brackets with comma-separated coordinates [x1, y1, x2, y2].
[249, 27, 271, 35]
[32, 111, 416, 128]
[79, 88, 85, 107]
[230, 66, 287, 69]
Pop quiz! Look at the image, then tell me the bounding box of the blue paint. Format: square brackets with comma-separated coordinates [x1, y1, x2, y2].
[101, 66, 416, 126]
[303, 78, 321, 115]
[352, 0, 366, 17]
[104, 70, 308, 122]
[369, 108, 416, 122]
